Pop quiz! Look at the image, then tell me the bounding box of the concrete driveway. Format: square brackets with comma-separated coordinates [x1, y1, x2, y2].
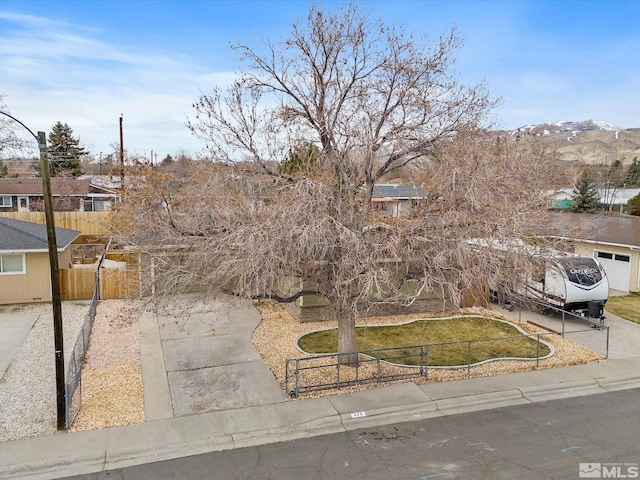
[139, 293, 287, 420]
[491, 302, 640, 359]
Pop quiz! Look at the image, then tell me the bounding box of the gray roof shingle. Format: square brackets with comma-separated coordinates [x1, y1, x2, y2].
[0, 178, 90, 196]
[0, 217, 81, 252]
[546, 213, 640, 248]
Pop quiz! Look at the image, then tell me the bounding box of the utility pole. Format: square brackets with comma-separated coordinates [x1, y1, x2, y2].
[119, 114, 124, 193]
[38, 131, 66, 430]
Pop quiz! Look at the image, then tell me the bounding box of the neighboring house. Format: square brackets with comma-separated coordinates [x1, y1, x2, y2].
[600, 187, 640, 213]
[371, 184, 428, 218]
[549, 187, 640, 213]
[0, 177, 119, 213]
[548, 188, 575, 210]
[546, 213, 640, 293]
[0, 217, 80, 304]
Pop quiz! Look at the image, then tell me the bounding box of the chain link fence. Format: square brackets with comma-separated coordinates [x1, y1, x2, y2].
[286, 327, 609, 398]
[64, 275, 99, 430]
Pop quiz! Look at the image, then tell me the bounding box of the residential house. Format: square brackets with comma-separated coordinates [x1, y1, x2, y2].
[0, 217, 80, 304]
[600, 187, 640, 213]
[371, 183, 428, 218]
[549, 187, 640, 213]
[0, 177, 119, 213]
[547, 213, 640, 293]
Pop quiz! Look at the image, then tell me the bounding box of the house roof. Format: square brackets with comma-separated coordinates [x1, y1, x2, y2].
[546, 212, 640, 248]
[372, 184, 428, 200]
[0, 217, 81, 253]
[0, 178, 90, 196]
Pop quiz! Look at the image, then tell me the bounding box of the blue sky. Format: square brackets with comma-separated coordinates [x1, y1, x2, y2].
[1, 0, 638, 160]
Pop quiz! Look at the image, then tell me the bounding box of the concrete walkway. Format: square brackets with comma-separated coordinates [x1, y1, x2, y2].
[0, 310, 39, 381]
[2, 295, 640, 480]
[139, 294, 286, 420]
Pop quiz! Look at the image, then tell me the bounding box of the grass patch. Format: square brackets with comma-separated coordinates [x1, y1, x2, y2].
[297, 316, 551, 367]
[606, 294, 640, 324]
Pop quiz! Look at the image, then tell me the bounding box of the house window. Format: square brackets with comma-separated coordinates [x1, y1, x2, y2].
[94, 200, 112, 211]
[0, 254, 25, 274]
[0, 196, 12, 207]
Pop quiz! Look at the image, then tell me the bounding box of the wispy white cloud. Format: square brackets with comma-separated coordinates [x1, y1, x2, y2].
[0, 10, 220, 157]
[2, 0, 639, 158]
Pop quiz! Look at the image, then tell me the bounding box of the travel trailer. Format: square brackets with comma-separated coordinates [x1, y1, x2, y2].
[484, 240, 609, 321]
[520, 255, 609, 319]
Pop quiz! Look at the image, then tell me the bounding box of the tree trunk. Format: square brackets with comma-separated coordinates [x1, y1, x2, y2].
[337, 307, 358, 365]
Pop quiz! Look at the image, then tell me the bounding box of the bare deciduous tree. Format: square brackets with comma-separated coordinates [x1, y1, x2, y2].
[0, 96, 30, 160]
[116, 3, 559, 360]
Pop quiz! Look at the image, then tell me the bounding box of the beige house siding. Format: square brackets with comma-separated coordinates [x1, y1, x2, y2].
[0, 253, 51, 304]
[574, 241, 640, 293]
[58, 248, 73, 269]
[0, 250, 76, 305]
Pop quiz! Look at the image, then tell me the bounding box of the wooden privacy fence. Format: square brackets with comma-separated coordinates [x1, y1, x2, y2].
[60, 268, 96, 300]
[60, 263, 139, 301]
[0, 211, 117, 235]
[99, 265, 139, 299]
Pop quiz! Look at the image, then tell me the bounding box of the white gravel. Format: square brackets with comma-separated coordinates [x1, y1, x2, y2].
[0, 301, 89, 442]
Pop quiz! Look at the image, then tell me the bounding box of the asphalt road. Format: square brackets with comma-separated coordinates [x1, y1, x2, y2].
[64, 388, 640, 480]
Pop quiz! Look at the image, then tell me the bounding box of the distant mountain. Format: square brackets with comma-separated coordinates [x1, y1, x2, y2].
[507, 120, 640, 165]
[515, 119, 620, 135]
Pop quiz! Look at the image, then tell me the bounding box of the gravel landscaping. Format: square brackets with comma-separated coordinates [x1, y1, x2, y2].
[69, 300, 144, 433]
[0, 302, 88, 442]
[252, 301, 605, 399]
[0, 300, 144, 442]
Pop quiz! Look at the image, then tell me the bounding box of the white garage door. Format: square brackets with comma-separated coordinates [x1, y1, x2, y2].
[596, 251, 631, 292]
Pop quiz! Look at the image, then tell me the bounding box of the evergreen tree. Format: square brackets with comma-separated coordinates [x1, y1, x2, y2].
[45, 122, 86, 176]
[570, 171, 600, 213]
[606, 159, 625, 188]
[0, 159, 7, 177]
[160, 154, 174, 168]
[278, 142, 321, 176]
[625, 157, 640, 187]
[627, 193, 640, 216]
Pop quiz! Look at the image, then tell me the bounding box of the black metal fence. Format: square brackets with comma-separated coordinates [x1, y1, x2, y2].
[285, 327, 609, 398]
[64, 271, 99, 430]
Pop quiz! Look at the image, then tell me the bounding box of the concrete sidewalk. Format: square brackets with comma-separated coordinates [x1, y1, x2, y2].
[2, 294, 640, 480]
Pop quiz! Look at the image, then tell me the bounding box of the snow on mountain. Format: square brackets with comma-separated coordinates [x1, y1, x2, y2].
[506, 119, 640, 165]
[513, 119, 621, 135]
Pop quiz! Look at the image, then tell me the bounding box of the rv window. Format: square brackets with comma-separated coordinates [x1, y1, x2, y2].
[615, 254, 630, 262]
[562, 257, 603, 286]
[597, 252, 613, 260]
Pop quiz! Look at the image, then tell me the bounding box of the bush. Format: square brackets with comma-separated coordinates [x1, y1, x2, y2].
[628, 193, 640, 216]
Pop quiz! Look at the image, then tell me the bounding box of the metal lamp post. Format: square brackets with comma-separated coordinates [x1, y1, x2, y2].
[1, 112, 66, 430]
